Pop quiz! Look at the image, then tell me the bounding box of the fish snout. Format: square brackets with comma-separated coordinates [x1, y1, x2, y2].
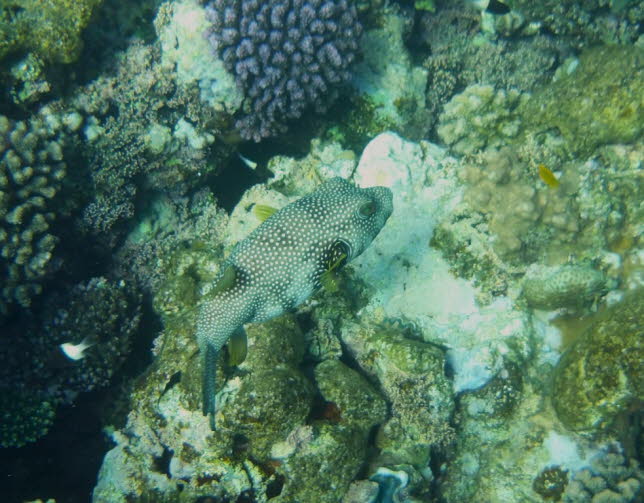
[371, 186, 394, 220]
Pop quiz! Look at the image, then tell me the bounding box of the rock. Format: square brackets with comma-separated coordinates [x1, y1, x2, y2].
[552, 290, 643, 432]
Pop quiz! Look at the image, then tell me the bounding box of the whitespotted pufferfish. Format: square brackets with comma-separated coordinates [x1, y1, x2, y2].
[196, 177, 393, 429]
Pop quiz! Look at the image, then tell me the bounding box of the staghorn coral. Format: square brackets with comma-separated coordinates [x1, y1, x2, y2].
[205, 0, 362, 141]
[0, 110, 73, 313]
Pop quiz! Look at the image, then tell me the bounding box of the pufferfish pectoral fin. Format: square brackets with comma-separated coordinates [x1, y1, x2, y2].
[228, 326, 248, 366]
[254, 204, 278, 222]
[320, 239, 349, 293]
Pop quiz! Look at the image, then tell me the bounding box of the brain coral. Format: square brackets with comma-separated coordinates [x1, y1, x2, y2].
[205, 0, 362, 141]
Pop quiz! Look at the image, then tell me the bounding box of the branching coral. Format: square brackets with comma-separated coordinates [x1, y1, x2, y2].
[0, 111, 71, 313]
[205, 0, 362, 141]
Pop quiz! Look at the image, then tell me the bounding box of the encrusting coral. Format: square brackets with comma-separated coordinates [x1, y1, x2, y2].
[437, 84, 527, 156]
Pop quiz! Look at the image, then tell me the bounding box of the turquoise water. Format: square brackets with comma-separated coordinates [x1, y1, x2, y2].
[0, 0, 642, 502]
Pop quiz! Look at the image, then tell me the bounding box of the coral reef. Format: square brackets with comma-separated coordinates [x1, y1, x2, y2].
[0, 110, 74, 313]
[510, 0, 643, 46]
[92, 303, 387, 502]
[205, 0, 362, 141]
[89, 123, 642, 501]
[314, 359, 387, 431]
[68, 40, 230, 235]
[342, 321, 454, 469]
[521, 45, 643, 157]
[437, 84, 528, 155]
[533, 465, 570, 501]
[552, 290, 643, 433]
[445, 143, 637, 268]
[155, 0, 243, 114]
[0, 0, 105, 104]
[417, 6, 566, 132]
[0, 0, 103, 64]
[437, 353, 642, 503]
[350, 2, 430, 141]
[1, 0, 641, 499]
[0, 390, 55, 448]
[562, 447, 642, 503]
[119, 189, 230, 294]
[352, 133, 534, 394]
[0, 277, 141, 447]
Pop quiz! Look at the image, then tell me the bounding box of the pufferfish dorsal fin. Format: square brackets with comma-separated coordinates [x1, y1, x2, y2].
[228, 327, 248, 366]
[254, 204, 278, 222]
[320, 240, 349, 293]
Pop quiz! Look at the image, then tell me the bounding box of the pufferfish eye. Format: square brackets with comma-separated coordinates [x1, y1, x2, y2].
[358, 200, 377, 219]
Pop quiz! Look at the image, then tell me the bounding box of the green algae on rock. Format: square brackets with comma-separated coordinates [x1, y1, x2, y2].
[342, 322, 455, 468]
[521, 45, 643, 157]
[270, 423, 369, 503]
[314, 359, 387, 431]
[220, 366, 314, 459]
[552, 290, 643, 432]
[0, 0, 103, 64]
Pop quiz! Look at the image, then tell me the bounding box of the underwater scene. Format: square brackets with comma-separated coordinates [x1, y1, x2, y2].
[0, 0, 642, 502]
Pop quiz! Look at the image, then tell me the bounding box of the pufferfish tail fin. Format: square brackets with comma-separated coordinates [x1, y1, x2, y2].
[202, 325, 247, 430]
[199, 263, 240, 430]
[202, 343, 219, 430]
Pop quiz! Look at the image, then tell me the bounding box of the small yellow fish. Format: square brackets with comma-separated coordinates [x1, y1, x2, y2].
[538, 164, 559, 188]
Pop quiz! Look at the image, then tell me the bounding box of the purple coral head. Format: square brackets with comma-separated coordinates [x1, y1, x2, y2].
[205, 0, 362, 142]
